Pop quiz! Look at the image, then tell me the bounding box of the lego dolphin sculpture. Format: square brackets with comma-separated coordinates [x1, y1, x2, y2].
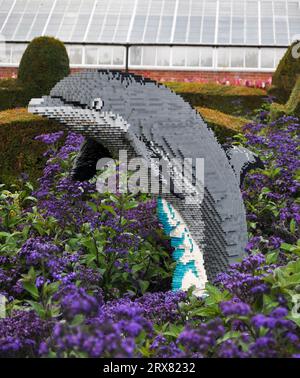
[29, 70, 262, 295]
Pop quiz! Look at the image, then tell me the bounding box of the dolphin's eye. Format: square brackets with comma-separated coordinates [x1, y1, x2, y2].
[91, 98, 103, 111]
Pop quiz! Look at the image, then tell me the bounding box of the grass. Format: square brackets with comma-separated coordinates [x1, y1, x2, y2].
[197, 107, 250, 131]
[165, 82, 266, 96]
[0, 108, 42, 125]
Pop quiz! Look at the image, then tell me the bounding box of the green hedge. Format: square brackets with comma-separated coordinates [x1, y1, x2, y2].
[270, 76, 300, 120]
[0, 79, 29, 111]
[0, 109, 64, 187]
[165, 82, 267, 118]
[270, 41, 300, 103]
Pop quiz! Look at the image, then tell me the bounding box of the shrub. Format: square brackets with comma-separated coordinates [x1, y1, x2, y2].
[0, 109, 64, 187]
[0, 79, 28, 111]
[270, 41, 300, 103]
[18, 37, 70, 100]
[166, 82, 267, 118]
[270, 76, 300, 120]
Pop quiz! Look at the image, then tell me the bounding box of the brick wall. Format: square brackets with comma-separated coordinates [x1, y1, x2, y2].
[0, 67, 18, 79]
[0, 66, 273, 87]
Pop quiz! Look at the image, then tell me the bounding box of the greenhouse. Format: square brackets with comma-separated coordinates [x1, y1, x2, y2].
[0, 0, 299, 73]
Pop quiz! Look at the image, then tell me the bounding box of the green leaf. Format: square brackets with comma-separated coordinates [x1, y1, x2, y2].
[26, 301, 45, 318]
[138, 280, 150, 294]
[101, 205, 117, 217]
[266, 251, 279, 265]
[23, 282, 39, 300]
[205, 283, 231, 304]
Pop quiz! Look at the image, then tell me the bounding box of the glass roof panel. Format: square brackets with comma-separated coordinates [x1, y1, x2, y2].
[157, 0, 176, 43]
[245, 0, 259, 44]
[217, 0, 232, 44]
[143, 0, 163, 43]
[173, 0, 191, 43]
[85, 0, 107, 42]
[261, 1, 275, 44]
[201, 0, 217, 44]
[0, 0, 299, 47]
[187, 0, 204, 43]
[129, 0, 149, 42]
[231, 0, 245, 44]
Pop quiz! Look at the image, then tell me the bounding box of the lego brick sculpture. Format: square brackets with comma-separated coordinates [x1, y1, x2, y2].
[29, 70, 262, 296]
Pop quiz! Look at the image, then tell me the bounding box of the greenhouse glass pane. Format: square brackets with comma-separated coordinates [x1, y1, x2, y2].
[11, 43, 26, 64]
[201, 0, 217, 43]
[114, 0, 134, 42]
[273, 1, 287, 16]
[245, 48, 258, 68]
[217, 48, 230, 68]
[0, 42, 11, 64]
[44, 13, 63, 38]
[157, 0, 176, 43]
[173, 16, 189, 42]
[142, 47, 156, 66]
[112, 46, 124, 65]
[2, 13, 23, 39]
[187, 0, 204, 43]
[144, 16, 160, 42]
[231, 48, 245, 68]
[186, 47, 200, 67]
[85, 0, 108, 42]
[85, 46, 98, 65]
[156, 46, 170, 66]
[173, 0, 190, 43]
[14, 14, 35, 40]
[289, 19, 300, 42]
[261, 48, 275, 68]
[261, 17, 275, 44]
[98, 46, 112, 64]
[28, 0, 52, 40]
[100, 0, 120, 42]
[144, 0, 163, 42]
[232, 1, 245, 44]
[245, 1, 259, 44]
[68, 46, 83, 65]
[261, 1, 274, 44]
[201, 47, 213, 67]
[129, 46, 142, 65]
[130, 0, 149, 42]
[0, 0, 15, 13]
[275, 18, 289, 45]
[217, 1, 231, 44]
[172, 47, 186, 66]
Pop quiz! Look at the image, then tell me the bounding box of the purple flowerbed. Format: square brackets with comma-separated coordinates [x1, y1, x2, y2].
[0, 108, 299, 358]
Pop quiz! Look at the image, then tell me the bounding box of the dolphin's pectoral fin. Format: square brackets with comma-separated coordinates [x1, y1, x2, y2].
[71, 138, 111, 182]
[224, 145, 265, 187]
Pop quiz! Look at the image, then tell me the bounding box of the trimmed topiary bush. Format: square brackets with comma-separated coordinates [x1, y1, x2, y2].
[270, 41, 300, 103]
[270, 76, 300, 120]
[166, 82, 267, 118]
[0, 79, 29, 110]
[18, 36, 70, 100]
[0, 108, 64, 187]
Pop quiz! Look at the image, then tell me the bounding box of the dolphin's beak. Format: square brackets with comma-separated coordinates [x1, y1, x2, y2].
[28, 98, 45, 113]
